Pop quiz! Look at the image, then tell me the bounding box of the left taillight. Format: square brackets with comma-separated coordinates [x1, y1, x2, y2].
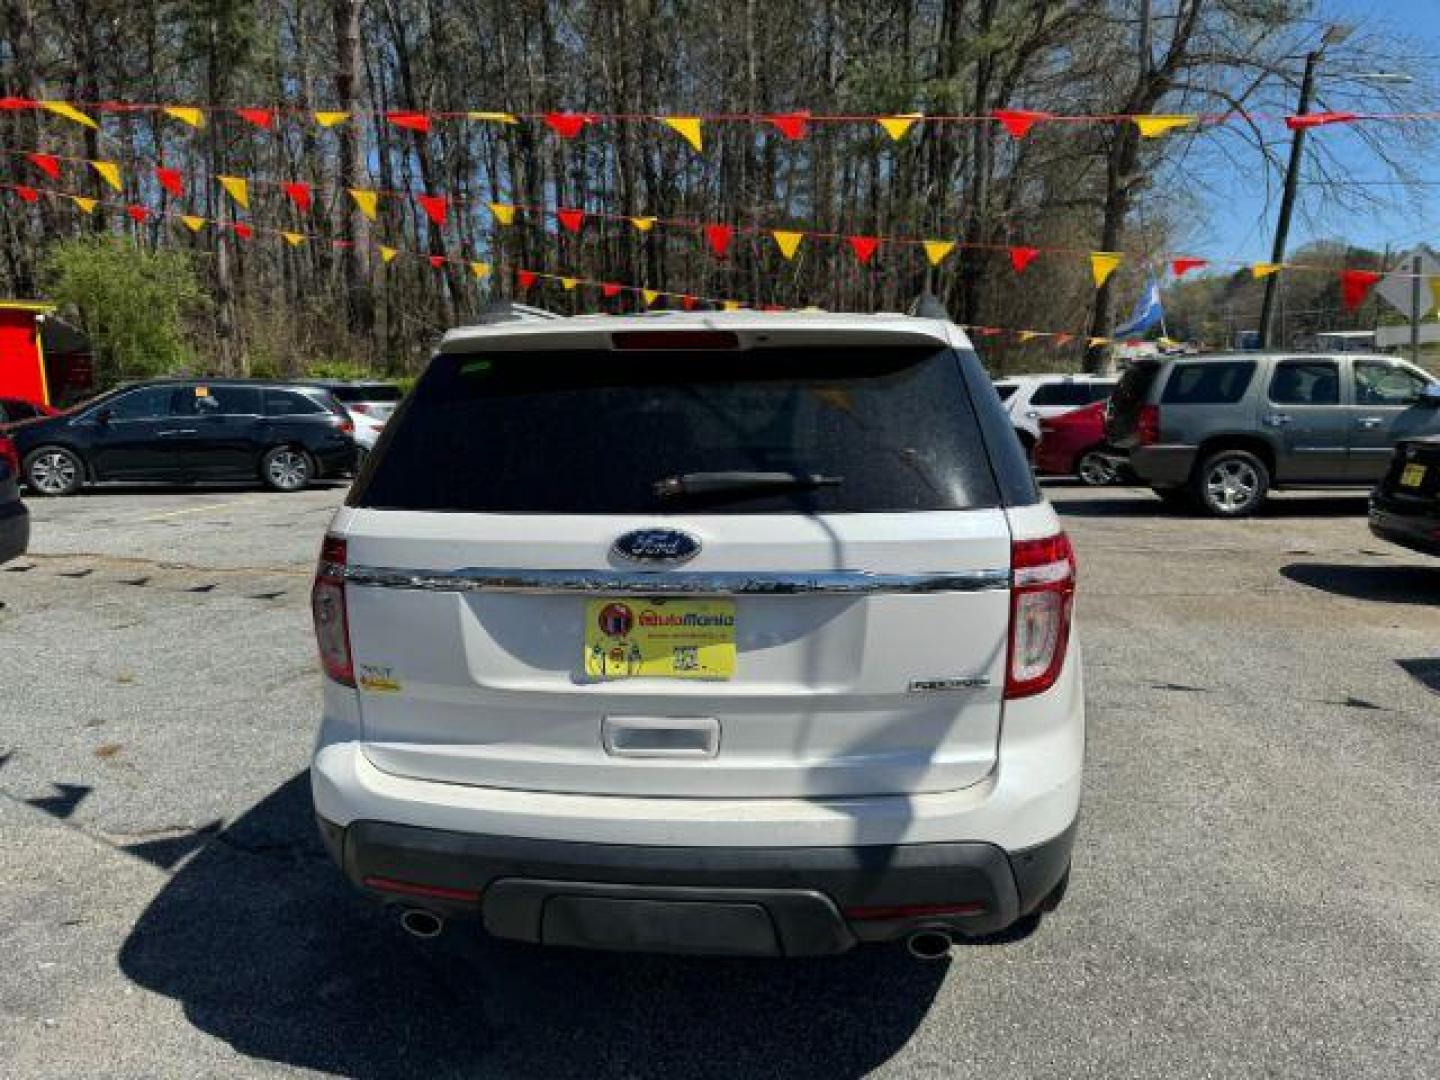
[1005, 532, 1077, 699]
[312, 534, 355, 686]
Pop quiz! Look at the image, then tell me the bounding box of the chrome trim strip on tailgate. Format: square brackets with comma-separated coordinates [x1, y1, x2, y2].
[337, 564, 1011, 595]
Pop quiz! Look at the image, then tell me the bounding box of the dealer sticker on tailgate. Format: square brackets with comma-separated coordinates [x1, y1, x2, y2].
[584, 598, 736, 680]
[1400, 463, 1428, 488]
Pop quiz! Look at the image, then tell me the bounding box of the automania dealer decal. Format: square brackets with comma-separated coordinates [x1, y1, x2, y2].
[638, 610, 735, 628]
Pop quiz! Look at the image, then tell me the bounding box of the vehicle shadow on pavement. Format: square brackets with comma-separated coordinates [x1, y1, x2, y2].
[67, 481, 349, 498]
[118, 774, 946, 1079]
[1050, 492, 1372, 518]
[1280, 562, 1440, 606]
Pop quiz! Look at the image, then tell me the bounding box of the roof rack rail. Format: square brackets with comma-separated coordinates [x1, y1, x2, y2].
[907, 293, 950, 320]
[470, 300, 563, 325]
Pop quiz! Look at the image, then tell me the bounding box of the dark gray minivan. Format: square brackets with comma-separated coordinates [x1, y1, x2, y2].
[1107, 352, 1439, 516]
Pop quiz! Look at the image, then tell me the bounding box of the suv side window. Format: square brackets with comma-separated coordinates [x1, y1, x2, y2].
[104, 386, 177, 421]
[1270, 360, 1339, 406]
[1030, 383, 1093, 407]
[1161, 361, 1255, 404]
[264, 389, 326, 416]
[1355, 361, 1429, 405]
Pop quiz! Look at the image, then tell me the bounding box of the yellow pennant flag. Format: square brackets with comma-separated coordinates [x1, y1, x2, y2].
[313, 111, 350, 128]
[722, 300, 742, 312]
[661, 116, 703, 152]
[1251, 262, 1280, 278]
[1090, 251, 1122, 287]
[488, 202, 516, 225]
[923, 240, 956, 267]
[467, 111, 518, 124]
[41, 101, 98, 129]
[629, 216, 657, 233]
[69, 196, 97, 215]
[878, 114, 922, 141]
[1429, 277, 1440, 317]
[561, 277, 579, 291]
[90, 160, 122, 191]
[1134, 114, 1196, 138]
[1088, 336, 1113, 348]
[378, 246, 399, 264]
[470, 261, 491, 279]
[179, 215, 206, 232]
[641, 289, 660, 307]
[281, 231, 306, 247]
[1018, 331, 1041, 343]
[163, 106, 205, 128]
[218, 175, 250, 209]
[348, 188, 378, 220]
[772, 230, 804, 259]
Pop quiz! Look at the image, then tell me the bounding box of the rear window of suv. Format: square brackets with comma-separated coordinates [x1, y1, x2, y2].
[1161, 361, 1256, 405]
[354, 345, 1001, 514]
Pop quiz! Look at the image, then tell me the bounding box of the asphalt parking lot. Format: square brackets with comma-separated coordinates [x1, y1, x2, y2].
[1, 482, 1437, 1079]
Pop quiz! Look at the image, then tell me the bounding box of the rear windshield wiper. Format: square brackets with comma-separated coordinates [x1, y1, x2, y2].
[653, 471, 844, 499]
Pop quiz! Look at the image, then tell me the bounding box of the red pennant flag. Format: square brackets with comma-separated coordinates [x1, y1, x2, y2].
[0, 96, 36, 110]
[992, 109, 1052, 139]
[126, 205, 149, 224]
[517, 269, 538, 290]
[556, 208, 585, 234]
[14, 186, 38, 203]
[387, 110, 431, 134]
[232, 222, 253, 240]
[1009, 246, 1040, 273]
[1171, 257, 1208, 278]
[681, 295, 698, 311]
[416, 194, 448, 226]
[1285, 111, 1358, 131]
[154, 167, 184, 197]
[235, 107, 275, 130]
[761, 304, 786, 312]
[1053, 333, 1074, 347]
[544, 112, 589, 139]
[282, 182, 313, 213]
[979, 326, 1002, 337]
[704, 224, 734, 258]
[601, 283, 622, 298]
[1340, 269, 1382, 311]
[767, 112, 810, 140]
[847, 236, 880, 264]
[428, 254, 445, 269]
[27, 153, 61, 179]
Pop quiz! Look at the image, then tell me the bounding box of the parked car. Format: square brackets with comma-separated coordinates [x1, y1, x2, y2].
[0, 396, 58, 428]
[993, 374, 1117, 454]
[0, 437, 28, 564]
[1369, 424, 1440, 557]
[1035, 401, 1123, 485]
[10, 378, 357, 497]
[298, 379, 404, 422]
[1107, 352, 1440, 517]
[310, 310, 1083, 958]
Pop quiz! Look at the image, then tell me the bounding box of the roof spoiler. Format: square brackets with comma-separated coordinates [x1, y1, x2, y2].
[907, 293, 951, 320]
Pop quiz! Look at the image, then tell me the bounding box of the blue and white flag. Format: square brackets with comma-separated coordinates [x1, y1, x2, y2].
[1116, 278, 1164, 337]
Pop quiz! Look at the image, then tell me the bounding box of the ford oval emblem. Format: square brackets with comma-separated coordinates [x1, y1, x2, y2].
[612, 528, 701, 565]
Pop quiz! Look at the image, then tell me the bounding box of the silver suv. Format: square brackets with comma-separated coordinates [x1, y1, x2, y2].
[1107, 352, 1439, 516]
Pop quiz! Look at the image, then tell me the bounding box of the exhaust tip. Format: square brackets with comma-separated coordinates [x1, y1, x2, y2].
[905, 929, 954, 961]
[399, 908, 444, 940]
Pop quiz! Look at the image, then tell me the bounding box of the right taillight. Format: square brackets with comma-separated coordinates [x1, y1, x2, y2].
[1005, 533, 1076, 699]
[1136, 403, 1160, 446]
[311, 534, 355, 687]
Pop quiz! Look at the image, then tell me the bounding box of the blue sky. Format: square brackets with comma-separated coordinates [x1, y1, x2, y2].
[1186, 0, 1440, 263]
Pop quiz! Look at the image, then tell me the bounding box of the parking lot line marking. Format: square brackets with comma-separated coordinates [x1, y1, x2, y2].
[137, 501, 246, 522]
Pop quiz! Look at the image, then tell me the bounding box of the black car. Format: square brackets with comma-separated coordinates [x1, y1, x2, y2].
[0, 455, 28, 563]
[9, 379, 357, 497]
[1370, 435, 1440, 557]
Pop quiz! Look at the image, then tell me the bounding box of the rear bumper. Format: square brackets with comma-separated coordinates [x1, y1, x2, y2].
[313, 442, 358, 478]
[0, 497, 29, 564]
[1127, 444, 1196, 487]
[1369, 501, 1440, 557]
[318, 815, 1076, 955]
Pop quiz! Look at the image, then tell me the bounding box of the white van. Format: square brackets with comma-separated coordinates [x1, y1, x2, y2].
[310, 310, 1084, 958]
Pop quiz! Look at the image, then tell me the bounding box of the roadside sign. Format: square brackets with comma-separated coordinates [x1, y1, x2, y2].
[1375, 247, 1440, 319]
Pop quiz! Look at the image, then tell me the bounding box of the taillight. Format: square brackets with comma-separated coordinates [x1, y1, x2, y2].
[0, 436, 17, 476]
[1137, 404, 1160, 446]
[1005, 533, 1076, 699]
[336, 417, 355, 434]
[311, 535, 355, 686]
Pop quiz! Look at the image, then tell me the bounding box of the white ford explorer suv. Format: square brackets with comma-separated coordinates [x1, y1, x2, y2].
[310, 309, 1083, 958]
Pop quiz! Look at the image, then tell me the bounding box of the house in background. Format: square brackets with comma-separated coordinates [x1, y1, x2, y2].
[0, 301, 96, 408]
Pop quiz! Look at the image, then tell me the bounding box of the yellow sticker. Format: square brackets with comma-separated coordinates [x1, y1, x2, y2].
[359, 664, 402, 693]
[194, 385, 209, 397]
[584, 598, 735, 680]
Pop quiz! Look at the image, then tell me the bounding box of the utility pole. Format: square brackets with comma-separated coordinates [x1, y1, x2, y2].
[1257, 47, 1321, 350]
[1411, 253, 1422, 363]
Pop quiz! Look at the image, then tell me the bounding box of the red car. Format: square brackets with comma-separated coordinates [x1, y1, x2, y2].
[1035, 401, 1121, 485]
